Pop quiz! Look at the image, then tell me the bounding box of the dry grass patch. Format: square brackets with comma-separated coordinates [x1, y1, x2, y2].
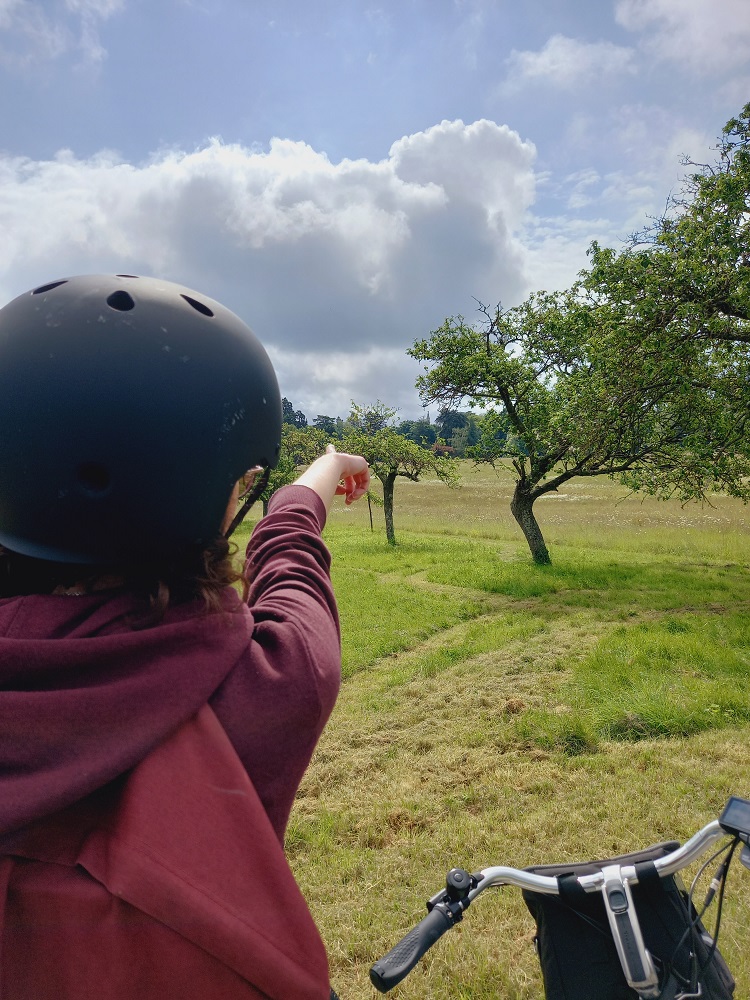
[292, 727, 750, 1000]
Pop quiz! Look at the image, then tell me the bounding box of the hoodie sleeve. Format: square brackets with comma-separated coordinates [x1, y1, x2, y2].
[208, 484, 342, 840]
[245, 485, 339, 647]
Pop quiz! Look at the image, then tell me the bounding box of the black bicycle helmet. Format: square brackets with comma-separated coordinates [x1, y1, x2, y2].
[0, 274, 281, 564]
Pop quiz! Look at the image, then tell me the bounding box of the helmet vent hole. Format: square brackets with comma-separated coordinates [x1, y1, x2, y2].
[32, 280, 68, 295]
[76, 462, 111, 496]
[115, 274, 139, 278]
[181, 294, 214, 317]
[107, 290, 135, 311]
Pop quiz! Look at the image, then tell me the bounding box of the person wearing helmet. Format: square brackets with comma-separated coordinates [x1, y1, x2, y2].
[0, 275, 369, 1000]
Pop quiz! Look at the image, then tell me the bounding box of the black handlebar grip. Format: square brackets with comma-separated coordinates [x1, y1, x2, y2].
[369, 906, 454, 993]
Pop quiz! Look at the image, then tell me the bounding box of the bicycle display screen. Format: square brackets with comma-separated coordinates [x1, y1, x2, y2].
[719, 796, 750, 839]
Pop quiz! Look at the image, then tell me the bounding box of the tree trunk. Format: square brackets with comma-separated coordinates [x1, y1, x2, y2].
[382, 472, 397, 545]
[510, 486, 551, 564]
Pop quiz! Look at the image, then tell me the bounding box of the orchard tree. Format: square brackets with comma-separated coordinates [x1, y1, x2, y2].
[411, 292, 747, 564]
[585, 102, 749, 348]
[257, 425, 329, 514]
[579, 104, 750, 498]
[343, 402, 459, 545]
[344, 401, 392, 435]
[411, 298, 619, 563]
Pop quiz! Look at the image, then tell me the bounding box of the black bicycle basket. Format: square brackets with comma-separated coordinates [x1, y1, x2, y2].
[522, 841, 735, 1000]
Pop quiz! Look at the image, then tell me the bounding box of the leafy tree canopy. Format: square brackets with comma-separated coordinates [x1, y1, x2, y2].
[395, 417, 438, 447]
[281, 397, 308, 428]
[313, 414, 343, 436]
[343, 402, 459, 544]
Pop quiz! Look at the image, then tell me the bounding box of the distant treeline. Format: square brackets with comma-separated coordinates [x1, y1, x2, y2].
[282, 399, 491, 458]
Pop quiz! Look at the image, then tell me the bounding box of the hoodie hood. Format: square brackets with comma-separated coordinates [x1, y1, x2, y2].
[0, 588, 252, 835]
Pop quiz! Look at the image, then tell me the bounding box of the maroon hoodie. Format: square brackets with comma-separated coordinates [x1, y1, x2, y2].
[0, 484, 341, 841]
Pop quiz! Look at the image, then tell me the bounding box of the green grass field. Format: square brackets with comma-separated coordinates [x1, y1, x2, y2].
[243, 463, 750, 999]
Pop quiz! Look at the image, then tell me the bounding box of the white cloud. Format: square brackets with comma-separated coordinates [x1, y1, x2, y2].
[390, 119, 536, 231]
[564, 168, 601, 210]
[519, 213, 616, 295]
[0, 0, 122, 68]
[615, 0, 750, 75]
[267, 345, 424, 419]
[503, 34, 636, 90]
[540, 106, 718, 232]
[0, 120, 537, 415]
[0, 2, 68, 67]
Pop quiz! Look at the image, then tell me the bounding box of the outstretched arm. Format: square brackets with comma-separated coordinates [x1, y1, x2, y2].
[293, 445, 370, 513]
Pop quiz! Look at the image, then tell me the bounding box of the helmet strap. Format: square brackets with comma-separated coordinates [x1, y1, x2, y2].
[223, 467, 271, 538]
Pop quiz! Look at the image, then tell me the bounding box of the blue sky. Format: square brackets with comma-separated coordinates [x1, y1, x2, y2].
[1, 0, 748, 419]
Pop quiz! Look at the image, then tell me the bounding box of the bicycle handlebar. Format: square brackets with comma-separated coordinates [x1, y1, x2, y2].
[469, 819, 727, 900]
[369, 904, 457, 992]
[369, 814, 739, 994]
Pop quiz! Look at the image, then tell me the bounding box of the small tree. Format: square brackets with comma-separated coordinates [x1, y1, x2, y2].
[344, 402, 459, 544]
[258, 425, 329, 514]
[344, 400, 393, 435]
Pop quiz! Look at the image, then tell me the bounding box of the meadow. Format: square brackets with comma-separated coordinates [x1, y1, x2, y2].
[241, 462, 750, 999]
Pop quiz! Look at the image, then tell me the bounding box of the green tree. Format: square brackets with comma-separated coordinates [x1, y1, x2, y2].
[258, 425, 329, 514]
[281, 397, 308, 428]
[411, 291, 746, 563]
[395, 417, 438, 447]
[344, 399, 393, 435]
[313, 414, 342, 437]
[579, 105, 750, 500]
[343, 403, 459, 545]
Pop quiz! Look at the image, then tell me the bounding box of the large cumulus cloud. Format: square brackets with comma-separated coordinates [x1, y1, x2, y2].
[0, 119, 537, 415]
